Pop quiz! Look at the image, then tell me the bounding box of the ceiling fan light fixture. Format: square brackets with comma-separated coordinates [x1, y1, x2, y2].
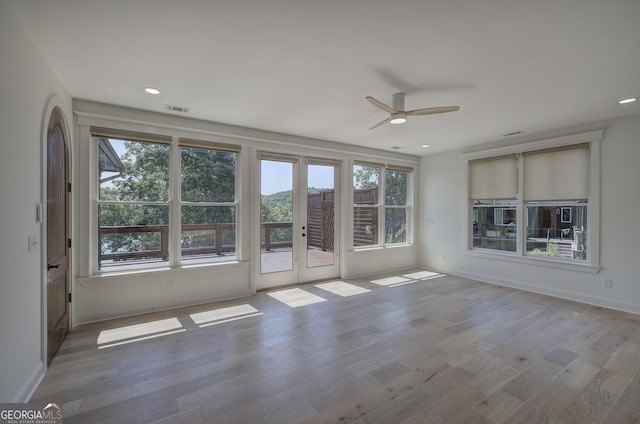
[390, 113, 407, 125]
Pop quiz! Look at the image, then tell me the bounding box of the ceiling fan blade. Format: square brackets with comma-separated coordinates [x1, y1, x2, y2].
[369, 117, 391, 130]
[366, 96, 397, 114]
[406, 106, 460, 116]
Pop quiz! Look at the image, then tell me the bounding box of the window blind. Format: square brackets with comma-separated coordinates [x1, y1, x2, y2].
[90, 127, 172, 144]
[523, 144, 589, 201]
[179, 138, 240, 152]
[469, 155, 517, 200]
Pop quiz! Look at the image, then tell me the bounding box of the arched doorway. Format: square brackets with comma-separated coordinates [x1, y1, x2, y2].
[46, 106, 70, 364]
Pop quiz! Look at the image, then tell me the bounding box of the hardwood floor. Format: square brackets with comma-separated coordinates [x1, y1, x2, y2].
[32, 269, 640, 423]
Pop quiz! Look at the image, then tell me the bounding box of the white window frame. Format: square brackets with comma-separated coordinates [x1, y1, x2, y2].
[462, 130, 602, 273]
[178, 139, 240, 266]
[352, 161, 413, 250]
[91, 130, 241, 274]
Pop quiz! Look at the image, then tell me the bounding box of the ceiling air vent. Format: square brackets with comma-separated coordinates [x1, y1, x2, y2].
[164, 104, 190, 113]
[502, 131, 524, 137]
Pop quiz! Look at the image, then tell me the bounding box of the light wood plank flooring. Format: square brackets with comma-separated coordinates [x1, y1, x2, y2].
[32, 269, 640, 423]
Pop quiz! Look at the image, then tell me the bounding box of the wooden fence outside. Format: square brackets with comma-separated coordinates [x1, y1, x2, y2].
[353, 188, 378, 246]
[307, 190, 334, 251]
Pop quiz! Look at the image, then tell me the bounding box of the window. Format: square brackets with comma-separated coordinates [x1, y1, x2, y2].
[465, 131, 600, 268]
[95, 129, 239, 270]
[469, 155, 518, 252]
[353, 162, 411, 248]
[353, 164, 379, 247]
[385, 167, 409, 244]
[523, 144, 590, 260]
[180, 142, 237, 263]
[98, 137, 170, 269]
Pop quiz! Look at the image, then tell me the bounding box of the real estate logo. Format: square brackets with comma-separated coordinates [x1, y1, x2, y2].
[0, 402, 63, 424]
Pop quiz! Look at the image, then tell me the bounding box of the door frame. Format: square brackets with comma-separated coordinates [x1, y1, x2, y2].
[253, 152, 340, 290]
[41, 98, 72, 367]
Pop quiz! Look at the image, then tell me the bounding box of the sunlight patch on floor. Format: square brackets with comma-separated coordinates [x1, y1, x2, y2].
[267, 288, 328, 308]
[370, 275, 413, 286]
[97, 317, 184, 349]
[190, 304, 262, 327]
[388, 279, 419, 287]
[315, 281, 371, 297]
[403, 270, 446, 280]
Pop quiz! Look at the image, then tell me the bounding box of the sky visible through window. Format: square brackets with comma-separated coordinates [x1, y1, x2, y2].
[261, 161, 334, 194]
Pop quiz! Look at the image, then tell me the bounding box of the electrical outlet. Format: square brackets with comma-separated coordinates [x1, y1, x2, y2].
[442, 253, 447, 261]
[167, 282, 175, 291]
[602, 278, 612, 288]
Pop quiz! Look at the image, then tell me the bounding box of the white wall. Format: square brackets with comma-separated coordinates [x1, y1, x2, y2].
[419, 114, 640, 313]
[0, 2, 72, 402]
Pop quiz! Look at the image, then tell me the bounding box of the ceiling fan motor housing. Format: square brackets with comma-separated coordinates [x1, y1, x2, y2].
[392, 93, 405, 111]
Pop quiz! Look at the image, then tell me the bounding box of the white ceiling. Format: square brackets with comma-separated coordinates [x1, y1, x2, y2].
[8, 0, 640, 156]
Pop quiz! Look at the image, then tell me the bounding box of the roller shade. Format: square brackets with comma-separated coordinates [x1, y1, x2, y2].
[469, 155, 517, 200]
[386, 164, 414, 173]
[258, 152, 298, 163]
[179, 138, 240, 152]
[523, 144, 589, 201]
[90, 127, 172, 144]
[354, 161, 413, 173]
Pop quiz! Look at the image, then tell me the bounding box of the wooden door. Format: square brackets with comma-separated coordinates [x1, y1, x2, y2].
[47, 107, 69, 364]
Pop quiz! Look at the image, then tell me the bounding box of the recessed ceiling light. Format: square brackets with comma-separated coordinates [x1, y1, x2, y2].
[144, 87, 160, 95]
[421, 144, 430, 148]
[618, 97, 637, 104]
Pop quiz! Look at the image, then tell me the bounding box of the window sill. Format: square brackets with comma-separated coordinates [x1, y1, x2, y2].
[79, 260, 248, 287]
[351, 243, 413, 253]
[465, 249, 601, 274]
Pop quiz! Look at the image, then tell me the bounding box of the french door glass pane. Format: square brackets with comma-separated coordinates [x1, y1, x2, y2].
[260, 160, 293, 274]
[307, 164, 334, 268]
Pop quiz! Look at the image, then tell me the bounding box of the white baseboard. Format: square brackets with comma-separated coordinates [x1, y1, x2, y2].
[14, 361, 45, 402]
[427, 266, 640, 315]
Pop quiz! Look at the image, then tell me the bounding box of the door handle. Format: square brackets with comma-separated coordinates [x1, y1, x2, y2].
[47, 264, 60, 270]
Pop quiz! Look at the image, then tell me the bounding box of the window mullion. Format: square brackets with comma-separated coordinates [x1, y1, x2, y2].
[379, 167, 385, 246]
[169, 137, 181, 267]
[516, 154, 524, 256]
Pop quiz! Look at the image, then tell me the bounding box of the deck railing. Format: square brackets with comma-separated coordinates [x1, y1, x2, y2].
[99, 222, 297, 266]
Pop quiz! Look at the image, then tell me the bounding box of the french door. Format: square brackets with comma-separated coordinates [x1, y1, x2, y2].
[257, 154, 339, 290]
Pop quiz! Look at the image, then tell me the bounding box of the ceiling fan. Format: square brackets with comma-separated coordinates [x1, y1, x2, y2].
[366, 92, 460, 130]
